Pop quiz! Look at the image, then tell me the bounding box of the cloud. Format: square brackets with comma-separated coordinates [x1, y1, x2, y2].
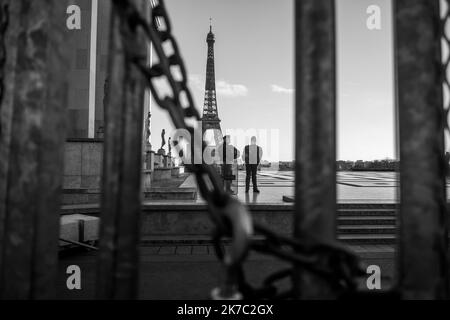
[216, 80, 248, 97]
[271, 84, 294, 94]
[188, 74, 248, 97]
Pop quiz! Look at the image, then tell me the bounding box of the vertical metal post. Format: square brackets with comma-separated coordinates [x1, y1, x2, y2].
[88, 0, 99, 139]
[96, 0, 146, 299]
[294, 0, 337, 299]
[0, 0, 69, 299]
[0, 2, 15, 276]
[395, 0, 449, 299]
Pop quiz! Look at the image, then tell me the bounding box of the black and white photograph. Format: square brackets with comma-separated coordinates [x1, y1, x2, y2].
[0, 0, 449, 314]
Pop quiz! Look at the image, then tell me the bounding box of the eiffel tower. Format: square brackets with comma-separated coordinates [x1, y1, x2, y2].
[201, 21, 222, 146]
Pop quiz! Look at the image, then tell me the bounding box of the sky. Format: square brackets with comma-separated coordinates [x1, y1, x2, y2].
[150, 0, 395, 161]
[336, 0, 395, 161]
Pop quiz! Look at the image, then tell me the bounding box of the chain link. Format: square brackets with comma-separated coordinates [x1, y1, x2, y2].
[441, 0, 450, 159]
[112, 0, 364, 299]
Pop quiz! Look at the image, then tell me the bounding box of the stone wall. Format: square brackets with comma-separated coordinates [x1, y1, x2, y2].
[63, 139, 103, 191]
[138, 204, 294, 237]
[62, 139, 183, 204]
[61, 203, 295, 238]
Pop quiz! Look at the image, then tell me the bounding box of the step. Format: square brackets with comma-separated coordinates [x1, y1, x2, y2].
[337, 208, 396, 216]
[142, 233, 397, 245]
[338, 216, 396, 225]
[337, 203, 397, 210]
[141, 235, 262, 245]
[337, 225, 396, 234]
[338, 234, 396, 245]
[143, 188, 197, 200]
[282, 197, 398, 209]
[62, 189, 101, 205]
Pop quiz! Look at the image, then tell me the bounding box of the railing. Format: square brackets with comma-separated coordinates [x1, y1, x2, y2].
[396, 0, 449, 299]
[0, 1, 70, 299]
[0, 0, 448, 300]
[294, 0, 338, 299]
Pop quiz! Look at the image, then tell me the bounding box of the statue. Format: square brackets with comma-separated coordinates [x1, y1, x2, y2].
[160, 129, 166, 149]
[146, 112, 152, 147]
[168, 137, 172, 155]
[157, 129, 166, 155]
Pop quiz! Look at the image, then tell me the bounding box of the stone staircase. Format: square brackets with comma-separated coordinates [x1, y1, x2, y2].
[337, 204, 397, 244]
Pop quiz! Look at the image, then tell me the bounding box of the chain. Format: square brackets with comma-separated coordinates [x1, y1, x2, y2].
[441, 1, 450, 164]
[112, 0, 364, 299]
[0, 4, 9, 136]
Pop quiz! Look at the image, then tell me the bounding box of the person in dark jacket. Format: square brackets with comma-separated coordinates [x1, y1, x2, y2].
[242, 136, 263, 193]
[218, 135, 240, 194]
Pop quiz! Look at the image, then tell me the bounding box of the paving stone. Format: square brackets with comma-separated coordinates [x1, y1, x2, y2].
[374, 245, 395, 253]
[208, 246, 217, 255]
[192, 245, 208, 255]
[176, 246, 192, 255]
[349, 245, 365, 252]
[158, 246, 176, 255]
[141, 246, 160, 255]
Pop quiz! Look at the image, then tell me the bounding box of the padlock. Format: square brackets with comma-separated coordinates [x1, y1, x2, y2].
[211, 286, 242, 300]
[211, 264, 243, 300]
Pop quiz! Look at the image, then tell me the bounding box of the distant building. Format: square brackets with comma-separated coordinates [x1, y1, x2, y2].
[63, 1, 152, 204]
[350, 159, 398, 171]
[66, 0, 111, 139]
[279, 161, 295, 171]
[336, 160, 354, 171]
[260, 160, 272, 168]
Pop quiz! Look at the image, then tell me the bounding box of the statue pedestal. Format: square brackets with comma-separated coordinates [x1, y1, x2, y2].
[163, 155, 169, 167]
[171, 167, 181, 177]
[144, 150, 155, 171]
[152, 167, 172, 181]
[154, 154, 164, 168]
[142, 142, 154, 191]
[142, 169, 152, 191]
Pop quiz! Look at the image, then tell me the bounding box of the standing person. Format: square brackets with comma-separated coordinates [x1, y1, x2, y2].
[218, 135, 240, 194]
[243, 136, 263, 193]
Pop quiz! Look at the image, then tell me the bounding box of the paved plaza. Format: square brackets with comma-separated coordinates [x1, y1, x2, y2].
[175, 170, 415, 204]
[179, 170, 450, 204]
[57, 243, 396, 299]
[251, 171, 400, 204]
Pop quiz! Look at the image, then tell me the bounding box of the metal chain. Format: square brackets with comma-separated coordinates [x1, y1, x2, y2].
[112, 0, 364, 299]
[440, 0, 450, 161]
[0, 4, 9, 136]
